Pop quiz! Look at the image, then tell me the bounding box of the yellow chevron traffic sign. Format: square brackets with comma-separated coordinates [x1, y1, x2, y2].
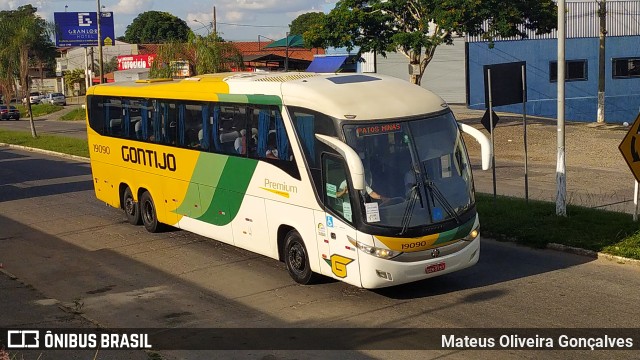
[619, 113, 640, 182]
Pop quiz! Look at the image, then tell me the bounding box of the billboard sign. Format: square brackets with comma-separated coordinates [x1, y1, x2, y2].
[54, 12, 115, 47]
[117, 54, 156, 71]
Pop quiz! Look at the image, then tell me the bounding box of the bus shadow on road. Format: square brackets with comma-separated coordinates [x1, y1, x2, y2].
[373, 239, 594, 300]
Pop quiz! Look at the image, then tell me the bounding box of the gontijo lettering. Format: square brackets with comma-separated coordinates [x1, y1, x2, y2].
[121, 146, 176, 172]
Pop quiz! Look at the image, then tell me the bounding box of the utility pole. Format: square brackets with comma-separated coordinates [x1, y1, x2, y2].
[90, 47, 95, 77]
[557, 0, 567, 216]
[597, 0, 607, 123]
[97, 0, 104, 84]
[213, 6, 217, 37]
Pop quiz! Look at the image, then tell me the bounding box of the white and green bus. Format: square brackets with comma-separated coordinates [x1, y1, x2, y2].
[85, 72, 491, 289]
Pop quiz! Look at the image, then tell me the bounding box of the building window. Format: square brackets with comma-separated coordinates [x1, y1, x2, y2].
[613, 58, 640, 78]
[549, 60, 588, 82]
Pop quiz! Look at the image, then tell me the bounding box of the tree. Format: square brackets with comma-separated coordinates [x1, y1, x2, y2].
[0, 4, 54, 138]
[150, 33, 243, 78]
[123, 11, 192, 44]
[306, 0, 557, 85]
[96, 56, 119, 74]
[290, 12, 325, 47]
[64, 68, 86, 95]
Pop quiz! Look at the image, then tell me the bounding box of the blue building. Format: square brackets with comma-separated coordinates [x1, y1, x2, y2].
[466, 1, 640, 123]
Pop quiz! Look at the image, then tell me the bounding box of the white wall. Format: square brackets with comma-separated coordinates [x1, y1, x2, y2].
[374, 37, 466, 104]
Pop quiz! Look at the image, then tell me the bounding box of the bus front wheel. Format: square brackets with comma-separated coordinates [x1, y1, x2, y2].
[140, 191, 163, 233]
[284, 230, 318, 285]
[123, 187, 141, 225]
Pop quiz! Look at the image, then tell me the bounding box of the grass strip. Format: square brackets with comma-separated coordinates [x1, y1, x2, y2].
[59, 108, 86, 121]
[476, 193, 640, 260]
[16, 104, 64, 118]
[0, 128, 88, 158]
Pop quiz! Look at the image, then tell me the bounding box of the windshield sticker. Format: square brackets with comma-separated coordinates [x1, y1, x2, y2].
[365, 202, 381, 222]
[356, 123, 401, 137]
[343, 202, 353, 222]
[433, 207, 444, 221]
[326, 215, 334, 228]
[326, 183, 337, 198]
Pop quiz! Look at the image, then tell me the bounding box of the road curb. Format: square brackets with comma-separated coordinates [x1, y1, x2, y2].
[0, 142, 89, 163]
[0, 267, 18, 280]
[547, 243, 640, 267]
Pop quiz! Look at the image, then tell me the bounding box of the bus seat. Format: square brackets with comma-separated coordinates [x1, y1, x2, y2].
[109, 118, 121, 135]
[220, 130, 239, 153]
[134, 121, 142, 139]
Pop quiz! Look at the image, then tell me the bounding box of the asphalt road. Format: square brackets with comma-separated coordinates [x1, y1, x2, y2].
[1, 147, 639, 359]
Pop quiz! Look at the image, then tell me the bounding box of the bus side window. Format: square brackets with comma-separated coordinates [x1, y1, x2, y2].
[87, 95, 105, 135]
[323, 155, 354, 224]
[106, 98, 123, 137]
[217, 103, 247, 156]
[157, 101, 177, 145]
[183, 103, 203, 149]
[256, 106, 293, 162]
[246, 107, 259, 158]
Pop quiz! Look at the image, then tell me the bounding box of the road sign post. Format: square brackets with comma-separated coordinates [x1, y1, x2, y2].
[618, 112, 640, 221]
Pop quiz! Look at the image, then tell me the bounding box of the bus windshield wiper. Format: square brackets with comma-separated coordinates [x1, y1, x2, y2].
[400, 184, 419, 235]
[423, 178, 461, 224]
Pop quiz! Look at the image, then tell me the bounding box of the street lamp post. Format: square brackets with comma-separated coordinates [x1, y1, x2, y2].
[97, 0, 104, 84]
[193, 19, 212, 36]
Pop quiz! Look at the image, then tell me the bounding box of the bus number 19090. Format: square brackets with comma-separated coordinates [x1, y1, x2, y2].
[402, 241, 427, 250]
[93, 144, 110, 154]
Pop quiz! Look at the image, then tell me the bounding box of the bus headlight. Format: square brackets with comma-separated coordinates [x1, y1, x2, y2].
[348, 238, 399, 259]
[463, 226, 480, 241]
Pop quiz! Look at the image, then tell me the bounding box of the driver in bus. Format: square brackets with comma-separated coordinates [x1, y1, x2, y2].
[336, 174, 387, 202]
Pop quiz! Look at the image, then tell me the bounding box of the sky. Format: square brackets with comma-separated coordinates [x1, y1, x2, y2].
[0, 0, 337, 41]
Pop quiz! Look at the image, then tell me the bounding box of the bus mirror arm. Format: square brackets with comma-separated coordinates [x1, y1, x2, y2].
[458, 123, 492, 170]
[315, 134, 365, 191]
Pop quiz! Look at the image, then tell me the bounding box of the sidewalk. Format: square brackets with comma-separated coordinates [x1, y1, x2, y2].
[0, 269, 150, 359]
[449, 104, 635, 214]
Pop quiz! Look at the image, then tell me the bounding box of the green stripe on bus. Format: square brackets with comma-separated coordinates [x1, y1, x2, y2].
[217, 93, 282, 106]
[175, 154, 228, 219]
[197, 156, 258, 225]
[432, 217, 475, 245]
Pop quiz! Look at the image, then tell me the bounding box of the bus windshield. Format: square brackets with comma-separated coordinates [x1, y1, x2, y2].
[343, 111, 474, 229]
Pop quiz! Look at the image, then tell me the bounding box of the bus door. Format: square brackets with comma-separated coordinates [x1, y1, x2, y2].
[321, 155, 362, 287]
[231, 193, 271, 257]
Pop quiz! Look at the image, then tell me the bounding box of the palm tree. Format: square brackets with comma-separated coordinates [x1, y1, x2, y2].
[0, 5, 54, 138]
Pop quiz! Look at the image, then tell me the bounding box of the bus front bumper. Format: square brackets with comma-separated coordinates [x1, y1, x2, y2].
[358, 237, 480, 289]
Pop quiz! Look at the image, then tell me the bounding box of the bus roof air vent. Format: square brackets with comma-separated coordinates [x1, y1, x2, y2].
[255, 73, 318, 82]
[135, 78, 174, 84]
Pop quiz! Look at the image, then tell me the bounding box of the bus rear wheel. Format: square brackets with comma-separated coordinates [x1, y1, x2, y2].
[140, 191, 163, 233]
[284, 230, 318, 285]
[123, 187, 141, 225]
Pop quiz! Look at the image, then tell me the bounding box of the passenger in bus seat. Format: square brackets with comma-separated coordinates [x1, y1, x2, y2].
[266, 132, 278, 159]
[234, 129, 247, 154]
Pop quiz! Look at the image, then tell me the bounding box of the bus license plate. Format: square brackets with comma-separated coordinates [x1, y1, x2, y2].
[425, 262, 446, 274]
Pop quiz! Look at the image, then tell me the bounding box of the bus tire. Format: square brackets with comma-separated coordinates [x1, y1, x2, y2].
[284, 230, 318, 285]
[140, 191, 163, 233]
[123, 187, 141, 225]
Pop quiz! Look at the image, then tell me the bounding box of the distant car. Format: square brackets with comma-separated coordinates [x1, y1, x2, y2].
[41, 93, 66, 106]
[23, 92, 44, 105]
[0, 105, 20, 120]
